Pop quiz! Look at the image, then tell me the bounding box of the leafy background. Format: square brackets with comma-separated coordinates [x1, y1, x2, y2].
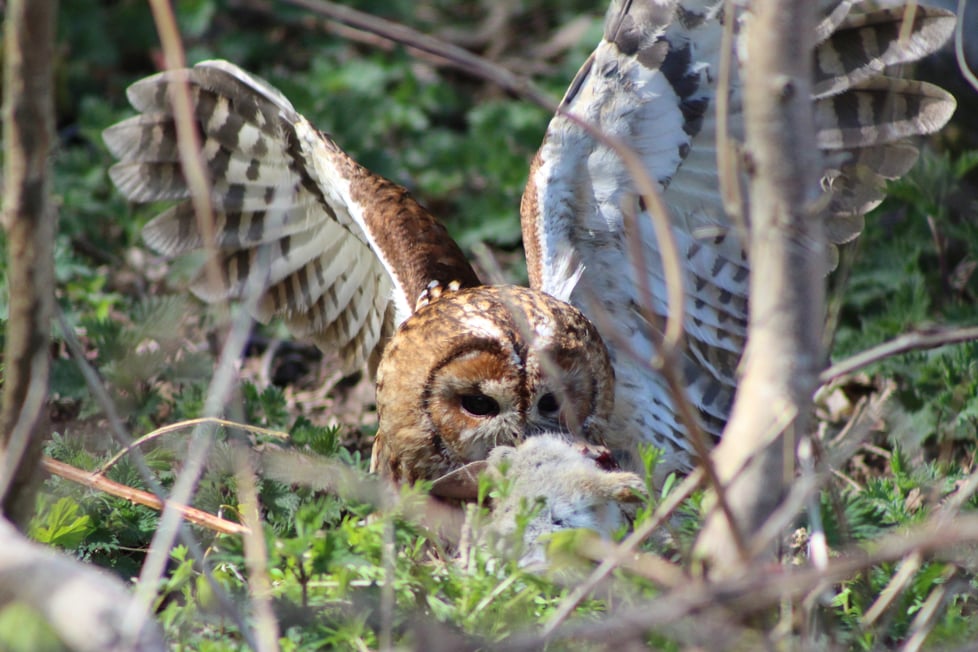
[2, 0, 978, 649]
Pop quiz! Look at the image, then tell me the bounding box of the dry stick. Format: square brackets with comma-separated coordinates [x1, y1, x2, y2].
[259, 446, 467, 550]
[716, 0, 748, 252]
[0, 517, 167, 652]
[902, 566, 958, 652]
[572, 535, 685, 589]
[282, 0, 686, 351]
[233, 448, 281, 652]
[819, 326, 978, 384]
[379, 519, 397, 652]
[695, 0, 823, 573]
[145, 0, 221, 295]
[54, 308, 254, 643]
[96, 417, 291, 476]
[541, 469, 703, 636]
[955, 0, 978, 91]
[135, 4, 262, 648]
[747, 386, 893, 569]
[42, 457, 249, 536]
[503, 513, 978, 651]
[132, 304, 257, 634]
[861, 552, 922, 627]
[284, 0, 745, 559]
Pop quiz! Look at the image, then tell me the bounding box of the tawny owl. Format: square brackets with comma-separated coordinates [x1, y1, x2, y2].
[103, 0, 956, 491]
[103, 59, 616, 487]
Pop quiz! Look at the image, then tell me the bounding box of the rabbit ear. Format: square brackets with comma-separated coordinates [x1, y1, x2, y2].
[428, 461, 490, 501]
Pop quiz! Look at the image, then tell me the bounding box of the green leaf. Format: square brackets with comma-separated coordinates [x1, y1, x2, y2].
[30, 497, 95, 548]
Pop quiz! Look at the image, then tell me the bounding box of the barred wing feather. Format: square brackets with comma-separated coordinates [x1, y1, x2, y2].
[104, 60, 479, 375]
[521, 0, 956, 475]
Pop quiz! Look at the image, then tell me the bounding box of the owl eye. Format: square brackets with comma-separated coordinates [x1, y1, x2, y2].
[537, 393, 559, 415]
[460, 393, 500, 417]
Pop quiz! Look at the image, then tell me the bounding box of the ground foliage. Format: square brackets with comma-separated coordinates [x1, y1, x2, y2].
[1, 0, 978, 649]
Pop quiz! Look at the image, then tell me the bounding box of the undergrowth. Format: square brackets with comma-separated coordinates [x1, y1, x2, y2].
[1, 0, 977, 649]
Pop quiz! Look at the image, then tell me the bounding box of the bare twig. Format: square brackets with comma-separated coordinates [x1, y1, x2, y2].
[96, 417, 291, 476]
[955, 0, 978, 92]
[129, 4, 258, 646]
[282, 1, 750, 543]
[41, 457, 249, 536]
[145, 0, 221, 295]
[902, 566, 958, 652]
[282, 0, 688, 354]
[54, 307, 253, 638]
[820, 326, 978, 384]
[233, 447, 281, 652]
[503, 511, 978, 650]
[716, 0, 748, 250]
[862, 552, 922, 627]
[541, 469, 703, 636]
[308, 0, 743, 560]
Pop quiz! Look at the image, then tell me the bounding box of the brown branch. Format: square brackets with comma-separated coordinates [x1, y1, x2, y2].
[96, 417, 291, 476]
[0, 0, 58, 528]
[41, 457, 250, 536]
[146, 0, 223, 302]
[54, 307, 256, 638]
[282, 0, 697, 352]
[820, 326, 978, 384]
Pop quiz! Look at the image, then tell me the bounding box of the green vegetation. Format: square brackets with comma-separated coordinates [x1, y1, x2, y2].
[2, 0, 977, 649]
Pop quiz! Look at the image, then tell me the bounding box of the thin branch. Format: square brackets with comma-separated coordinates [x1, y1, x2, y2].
[232, 447, 281, 652]
[502, 511, 978, 650]
[55, 306, 255, 643]
[954, 0, 978, 92]
[146, 0, 222, 295]
[41, 457, 250, 536]
[820, 326, 978, 384]
[96, 417, 291, 476]
[541, 469, 703, 636]
[861, 552, 922, 627]
[283, 0, 687, 353]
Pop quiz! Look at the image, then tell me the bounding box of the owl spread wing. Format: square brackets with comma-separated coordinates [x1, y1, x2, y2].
[104, 60, 479, 375]
[521, 0, 957, 472]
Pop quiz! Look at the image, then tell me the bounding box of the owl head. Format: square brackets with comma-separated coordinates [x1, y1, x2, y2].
[370, 285, 615, 485]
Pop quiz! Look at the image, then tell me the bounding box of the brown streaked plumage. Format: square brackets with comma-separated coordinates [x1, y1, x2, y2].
[103, 60, 480, 377]
[370, 285, 614, 484]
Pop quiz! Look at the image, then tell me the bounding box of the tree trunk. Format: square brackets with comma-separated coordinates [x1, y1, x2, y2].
[695, 0, 824, 575]
[0, 0, 58, 527]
